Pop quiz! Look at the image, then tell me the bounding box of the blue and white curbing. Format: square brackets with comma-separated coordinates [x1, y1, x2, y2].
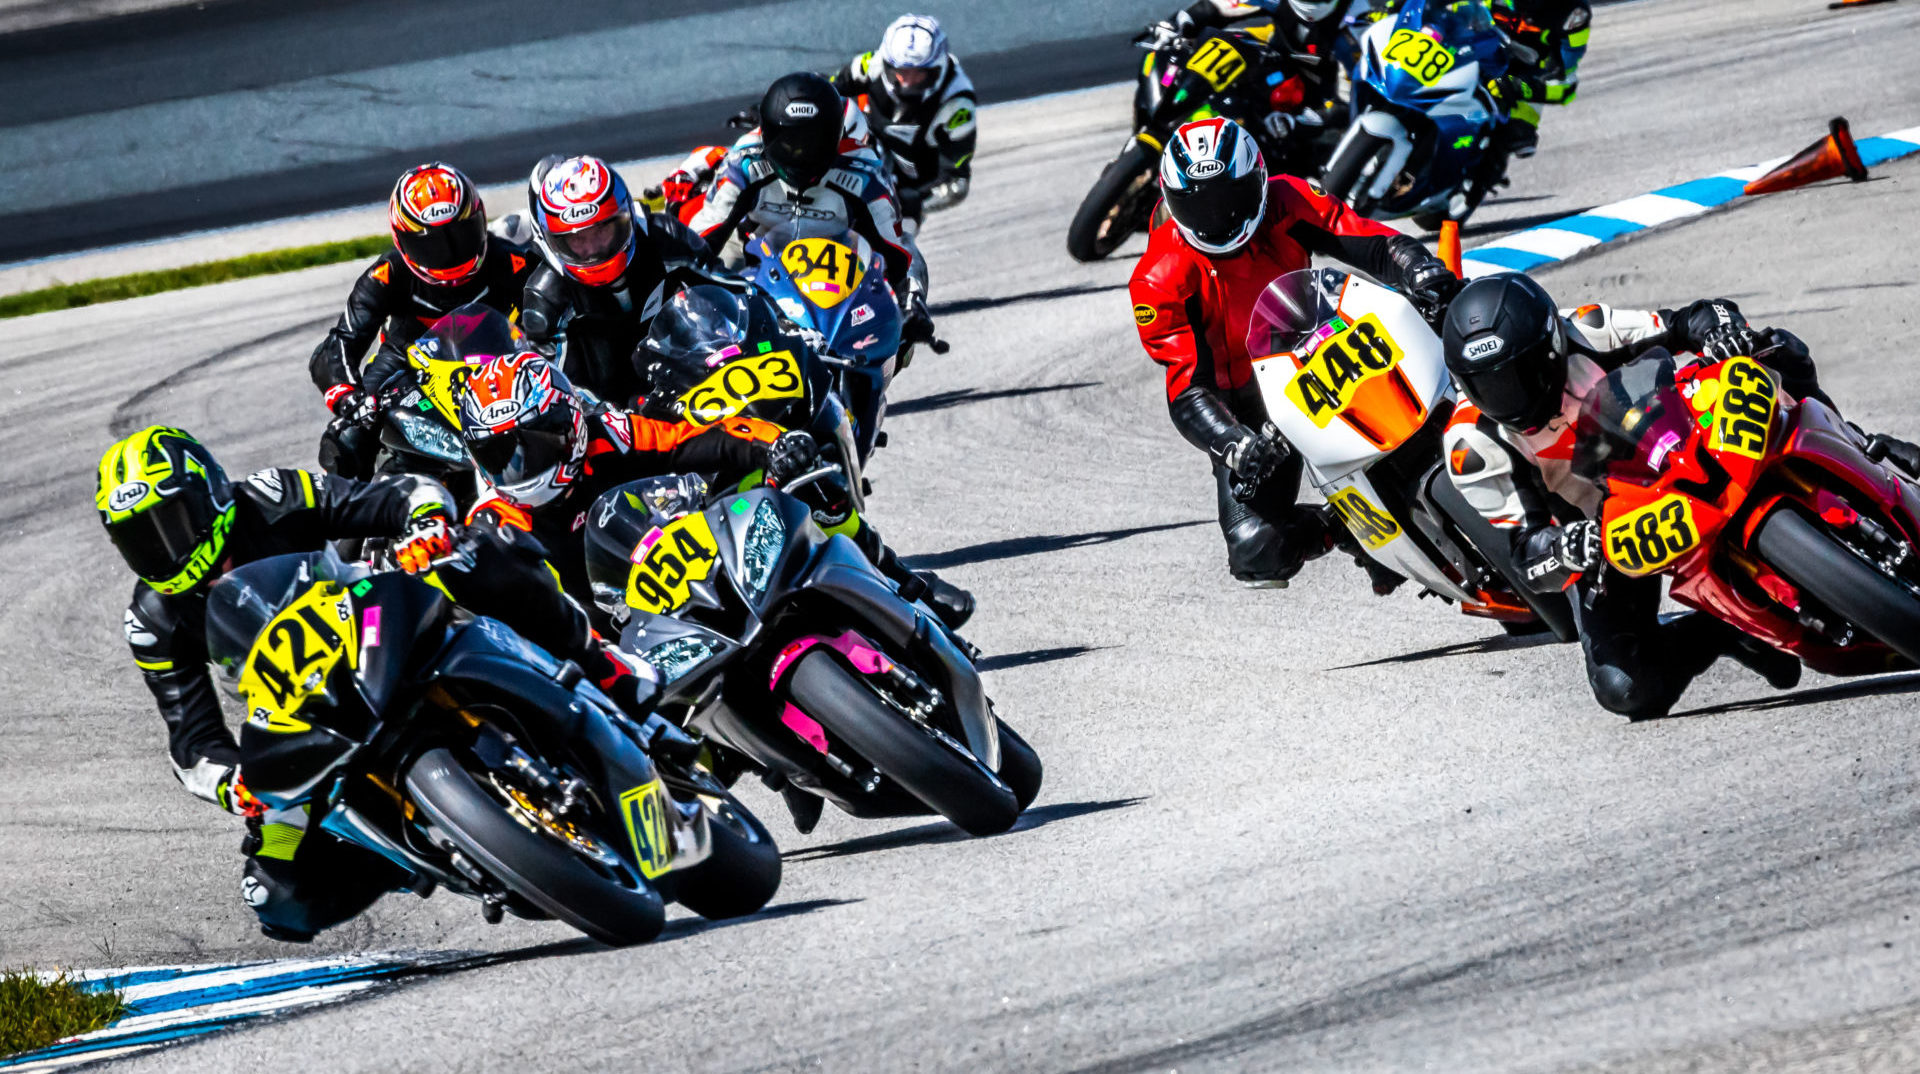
[0, 954, 466, 1071]
[1460, 124, 1920, 279]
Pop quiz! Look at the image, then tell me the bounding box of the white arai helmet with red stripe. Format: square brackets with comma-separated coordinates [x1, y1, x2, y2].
[1158, 117, 1269, 256]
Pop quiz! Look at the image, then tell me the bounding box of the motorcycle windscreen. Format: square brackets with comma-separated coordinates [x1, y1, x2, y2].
[646, 284, 815, 428]
[407, 303, 528, 423]
[1248, 269, 1446, 480]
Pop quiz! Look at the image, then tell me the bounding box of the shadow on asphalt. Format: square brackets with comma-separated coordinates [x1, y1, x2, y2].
[783, 798, 1150, 863]
[1653, 671, 1920, 722]
[889, 381, 1101, 417]
[1327, 631, 1560, 671]
[978, 644, 1114, 673]
[930, 282, 1128, 317]
[905, 520, 1210, 571]
[658, 897, 864, 943]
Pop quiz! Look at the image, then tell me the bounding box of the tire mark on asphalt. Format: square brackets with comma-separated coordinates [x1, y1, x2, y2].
[108, 315, 330, 438]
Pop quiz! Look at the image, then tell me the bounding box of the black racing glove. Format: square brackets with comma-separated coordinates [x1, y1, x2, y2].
[765, 430, 819, 487]
[327, 386, 382, 429]
[1224, 423, 1289, 503]
[1553, 520, 1604, 573]
[1667, 299, 1755, 359]
[1699, 322, 1764, 362]
[1406, 262, 1464, 321]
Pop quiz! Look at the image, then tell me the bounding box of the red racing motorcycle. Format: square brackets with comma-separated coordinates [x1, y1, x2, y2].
[1572, 349, 1920, 674]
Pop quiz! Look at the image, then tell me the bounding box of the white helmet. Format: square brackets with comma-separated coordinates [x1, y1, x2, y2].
[1287, 0, 1341, 21]
[1158, 118, 1269, 255]
[877, 14, 950, 100]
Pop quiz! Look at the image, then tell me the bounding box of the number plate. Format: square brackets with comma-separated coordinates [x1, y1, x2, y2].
[1604, 493, 1702, 576]
[238, 582, 358, 734]
[780, 238, 866, 309]
[1327, 486, 1403, 549]
[1383, 29, 1458, 86]
[625, 512, 722, 615]
[676, 349, 805, 426]
[1706, 358, 1778, 461]
[1185, 36, 1248, 92]
[1283, 313, 1407, 428]
[619, 779, 675, 879]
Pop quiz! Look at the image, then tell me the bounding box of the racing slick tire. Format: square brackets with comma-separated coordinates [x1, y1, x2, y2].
[405, 747, 667, 947]
[788, 649, 1021, 836]
[1067, 141, 1160, 263]
[1755, 508, 1920, 667]
[995, 718, 1044, 812]
[669, 793, 783, 921]
[1425, 467, 1578, 642]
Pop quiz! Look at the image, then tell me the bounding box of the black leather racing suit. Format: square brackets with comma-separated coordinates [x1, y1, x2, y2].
[519, 213, 724, 408]
[308, 242, 538, 477]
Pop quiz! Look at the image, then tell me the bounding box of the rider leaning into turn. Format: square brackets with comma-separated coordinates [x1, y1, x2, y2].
[519, 154, 726, 408]
[690, 72, 936, 345]
[310, 163, 538, 480]
[1439, 274, 1920, 719]
[1129, 116, 1459, 586]
[830, 14, 977, 227]
[97, 426, 658, 940]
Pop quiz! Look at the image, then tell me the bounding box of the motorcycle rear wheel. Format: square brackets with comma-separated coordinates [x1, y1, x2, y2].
[405, 747, 666, 947]
[1754, 508, 1920, 667]
[1067, 141, 1159, 263]
[669, 792, 782, 921]
[788, 649, 1021, 836]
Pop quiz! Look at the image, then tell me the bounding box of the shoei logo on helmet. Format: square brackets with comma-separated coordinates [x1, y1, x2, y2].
[785, 101, 820, 119]
[1462, 335, 1506, 361]
[1188, 158, 1226, 180]
[108, 480, 150, 513]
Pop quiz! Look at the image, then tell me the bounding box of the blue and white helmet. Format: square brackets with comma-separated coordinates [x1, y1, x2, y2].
[1159, 117, 1269, 255]
[878, 14, 950, 100]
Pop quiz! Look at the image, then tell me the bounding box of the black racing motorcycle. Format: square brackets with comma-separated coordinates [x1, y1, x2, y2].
[582, 469, 1043, 836]
[1067, 22, 1338, 262]
[207, 549, 782, 946]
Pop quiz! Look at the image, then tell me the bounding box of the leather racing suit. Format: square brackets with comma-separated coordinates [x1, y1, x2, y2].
[1129, 173, 1455, 583]
[309, 242, 538, 478]
[830, 51, 977, 225]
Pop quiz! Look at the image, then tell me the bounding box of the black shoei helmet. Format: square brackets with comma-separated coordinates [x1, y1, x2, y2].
[1442, 273, 1569, 433]
[760, 72, 844, 191]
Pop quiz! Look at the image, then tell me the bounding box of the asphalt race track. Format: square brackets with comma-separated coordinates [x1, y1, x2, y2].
[4, 0, 1920, 1069]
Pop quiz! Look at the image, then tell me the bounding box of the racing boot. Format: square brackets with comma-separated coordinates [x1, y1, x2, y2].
[1865, 432, 1920, 478]
[761, 770, 824, 834]
[897, 569, 975, 631]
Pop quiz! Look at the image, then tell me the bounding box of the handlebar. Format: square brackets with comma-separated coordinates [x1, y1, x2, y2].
[776, 463, 846, 494]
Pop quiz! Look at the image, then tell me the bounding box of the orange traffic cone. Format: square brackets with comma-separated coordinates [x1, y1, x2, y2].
[1437, 219, 1462, 277]
[1744, 117, 1869, 195]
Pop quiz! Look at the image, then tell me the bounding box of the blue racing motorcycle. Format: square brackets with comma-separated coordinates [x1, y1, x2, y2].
[1321, 0, 1509, 227]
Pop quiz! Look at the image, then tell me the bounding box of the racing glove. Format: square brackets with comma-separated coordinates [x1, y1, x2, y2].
[1262, 112, 1297, 142]
[1406, 261, 1464, 319]
[395, 509, 457, 574]
[923, 176, 970, 213]
[175, 757, 263, 816]
[1699, 322, 1763, 362]
[1224, 423, 1288, 502]
[765, 430, 820, 488]
[1554, 520, 1604, 573]
[1666, 299, 1754, 359]
[324, 385, 381, 428]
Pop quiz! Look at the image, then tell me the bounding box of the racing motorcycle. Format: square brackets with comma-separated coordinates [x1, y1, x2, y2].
[208, 549, 781, 946]
[744, 223, 903, 462]
[1246, 268, 1574, 637]
[366, 305, 517, 515]
[1320, 0, 1509, 228]
[1566, 351, 1920, 675]
[1067, 21, 1334, 262]
[582, 469, 1044, 836]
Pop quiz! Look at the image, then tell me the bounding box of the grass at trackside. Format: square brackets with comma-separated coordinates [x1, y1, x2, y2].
[0, 969, 128, 1057]
[0, 234, 390, 320]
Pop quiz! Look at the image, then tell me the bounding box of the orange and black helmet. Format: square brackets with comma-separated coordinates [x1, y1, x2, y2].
[389, 163, 488, 286]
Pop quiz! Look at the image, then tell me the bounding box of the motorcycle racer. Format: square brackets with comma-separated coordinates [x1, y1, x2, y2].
[1129, 117, 1459, 585]
[97, 426, 660, 940]
[519, 154, 728, 407]
[690, 73, 936, 344]
[830, 14, 977, 226]
[1150, 1, 1351, 141]
[643, 99, 875, 225]
[310, 163, 538, 479]
[1440, 274, 1920, 718]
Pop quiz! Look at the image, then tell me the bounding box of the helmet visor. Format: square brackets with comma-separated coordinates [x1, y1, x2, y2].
[551, 211, 633, 267]
[468, 406, 576, 487]
[395, 215, 486, 280]
[109, 492, 219, 582]
[767, 127, 838, 189]
[1165, 169, 1266, 249]
[1458, 335, 1563, 430]
[885, 63, 938, 97]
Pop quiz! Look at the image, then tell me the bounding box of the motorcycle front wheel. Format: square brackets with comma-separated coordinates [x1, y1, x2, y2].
[1320, 128, 1389, 215]
[1754, 507, 1920, 666]
[787, 649, 1021, 836]
[1067, 141, 1160, 263]
[405, 747, 667, 947]
[668, 792, 782, 921]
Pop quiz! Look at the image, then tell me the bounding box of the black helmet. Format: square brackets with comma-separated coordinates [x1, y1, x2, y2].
[760, 72, 844, 191]
[1442, 273, 1569, 433]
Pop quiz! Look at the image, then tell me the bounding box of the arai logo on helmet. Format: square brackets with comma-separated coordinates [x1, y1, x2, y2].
[402, 168, 464, 224]
[1187, 158, 1227, 180]
[1462, 336, 1505, 361]
[478, 398, 522, 426]
[108, 481, 150, 513]
[785, 101, 820, 119]
[556, 202, 602, 226]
